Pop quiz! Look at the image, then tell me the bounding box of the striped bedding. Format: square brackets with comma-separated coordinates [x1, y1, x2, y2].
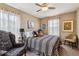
[27, 35, 60, 56]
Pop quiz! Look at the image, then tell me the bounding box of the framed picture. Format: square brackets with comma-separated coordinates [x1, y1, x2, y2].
[41, 24, 47, 30]
[27, 20, 34, 29]
[62, 20, 73, 32]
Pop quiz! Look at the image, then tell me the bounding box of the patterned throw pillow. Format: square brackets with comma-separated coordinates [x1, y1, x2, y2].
[9, 32, 16, 47]
[0, 31, 12, 51]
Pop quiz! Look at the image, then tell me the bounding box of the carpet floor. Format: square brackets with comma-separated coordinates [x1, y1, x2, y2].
[25, 45, 79, 56]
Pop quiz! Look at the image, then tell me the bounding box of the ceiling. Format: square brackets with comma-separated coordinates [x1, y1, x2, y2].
[6, 3, 79, 18]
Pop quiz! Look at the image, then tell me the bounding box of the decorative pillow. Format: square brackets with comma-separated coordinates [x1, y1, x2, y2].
[0, 31, 12, 51]
[9, 32, 16, 47]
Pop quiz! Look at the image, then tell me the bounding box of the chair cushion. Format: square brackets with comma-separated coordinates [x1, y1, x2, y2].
[65, 33, 77, 42]
[0, 31, 13, 51]
[5, 46, 25, 56]
[66, 34, 75, 39]
[65, 39, 76, 42]
[9, 32, 16, 47]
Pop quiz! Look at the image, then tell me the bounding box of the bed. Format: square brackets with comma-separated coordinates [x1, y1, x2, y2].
[27, 35, 61, 56]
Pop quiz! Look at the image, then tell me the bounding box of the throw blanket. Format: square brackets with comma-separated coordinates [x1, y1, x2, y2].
[27, 35, 60, 56]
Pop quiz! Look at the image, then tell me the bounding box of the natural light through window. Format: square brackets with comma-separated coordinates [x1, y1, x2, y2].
[48, 19, 59, 36]
[0, 10, 20, 38]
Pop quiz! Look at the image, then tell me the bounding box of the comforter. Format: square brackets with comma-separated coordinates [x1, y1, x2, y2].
[27, 35, 60, 56]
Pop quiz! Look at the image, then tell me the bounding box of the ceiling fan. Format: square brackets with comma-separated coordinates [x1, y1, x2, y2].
[35, 3, 56, 12]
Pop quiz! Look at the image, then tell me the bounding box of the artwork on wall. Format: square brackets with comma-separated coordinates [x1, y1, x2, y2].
[62, 20, 73, 32]
[41, 24, 48, 30]
[27, 20, 35, 29]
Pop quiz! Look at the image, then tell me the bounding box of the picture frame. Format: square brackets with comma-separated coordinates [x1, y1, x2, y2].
[27, 20, 34, 29]
[41, 24, 47, 30]
[62, 20, 73, 32]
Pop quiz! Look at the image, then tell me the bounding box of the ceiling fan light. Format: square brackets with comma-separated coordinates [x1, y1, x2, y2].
[42, 7, 48, 11]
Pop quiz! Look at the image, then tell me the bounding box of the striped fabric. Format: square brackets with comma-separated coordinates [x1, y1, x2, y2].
[27, 35, 60, 56]
[35, 35, 50, 51]
[40, 36, 56, 55]
[38, 35, 54, 53]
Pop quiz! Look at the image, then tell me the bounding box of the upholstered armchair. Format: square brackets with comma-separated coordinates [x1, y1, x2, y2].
[0, 30, 27, 56]
[64, 33, 78, 48]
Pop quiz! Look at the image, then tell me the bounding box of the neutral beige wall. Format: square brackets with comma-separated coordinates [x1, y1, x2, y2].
[77, 8, 79, 38]
[41, 12, 76, 39]
[59, 12, 76, 39]
[0, 4, 40, 31]
[20, 12, 41, 31]
[76, 8, 79, 48]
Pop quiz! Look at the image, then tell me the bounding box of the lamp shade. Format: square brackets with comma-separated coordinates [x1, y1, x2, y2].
[20, 28, 25, 32]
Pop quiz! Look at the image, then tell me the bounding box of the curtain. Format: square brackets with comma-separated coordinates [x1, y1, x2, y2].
[0, 10, 20, 39]
[48, 19, 59, 36]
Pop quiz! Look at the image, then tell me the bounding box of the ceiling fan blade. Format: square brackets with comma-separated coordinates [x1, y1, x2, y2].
[42, 3, 48, 7]
[48, 7, 56, 9]
[36, 9, 41, 12]
[35, 3, 42, 7]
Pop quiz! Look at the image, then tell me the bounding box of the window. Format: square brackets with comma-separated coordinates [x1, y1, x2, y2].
[0, 10, 20, 37]
[48, 19, 59, 36]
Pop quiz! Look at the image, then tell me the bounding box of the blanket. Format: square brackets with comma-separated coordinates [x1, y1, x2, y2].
[27, 35, 60, 56]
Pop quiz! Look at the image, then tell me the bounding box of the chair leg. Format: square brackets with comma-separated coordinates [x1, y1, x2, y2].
[75, 42, 78, 48]
[71, 43, 77, 49]
[23, 49, 27, 56]
[72, 43, 75, 49]
[74, 43, 76, 48]
[64, 40, 66, 45]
